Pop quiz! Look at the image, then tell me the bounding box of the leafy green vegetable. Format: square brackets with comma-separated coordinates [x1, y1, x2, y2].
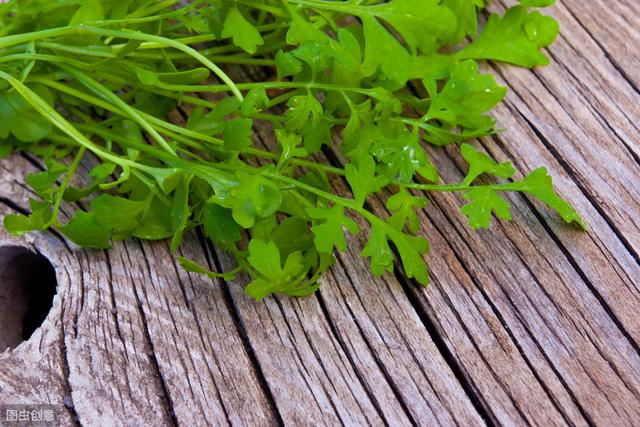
[222, 7, 264, 54]
[307, 205, 360, 254]
[0, 0, 582, 301]
[457, 5, 560, 67]
[246, 239, 316, 300]
[461, 188, 513, 229]
[425, 61, 507, 140]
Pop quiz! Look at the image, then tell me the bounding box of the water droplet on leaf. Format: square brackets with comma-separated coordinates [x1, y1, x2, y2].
[523, 20, 539, 41]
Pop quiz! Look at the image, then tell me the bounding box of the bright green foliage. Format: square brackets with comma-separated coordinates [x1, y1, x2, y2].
[178, 256, 238, 281]
[62, 211, 112, 248]
[370, 125, 440, 183]
[512, 168, 585, 228]
[276, 129, 307, 167]
[361, 224, 394, 276]
[0, 84, 54, 142]
[461, 143, 516, 185]
[222, 7, 264, 54]
[461, 188, 512, 229]
[458, 6, 560, 67]
[202, 204, 241, 250]
[223, 118, 253, 151]
[0, 0, 582, 301]
[307, 205, 360, 253]
[285, 94, 323, 131]
[212, 173, 282, 229]
[442, 0, 486, 43]
[245, 239, 316, 300]
[345, 154, 389, 206]
[425, 61, 507, 141]
[4, 199, 51, 236]
[458, 145, 585, 230]
[391, 231, 430, 285]
[387, 190, 428, 234]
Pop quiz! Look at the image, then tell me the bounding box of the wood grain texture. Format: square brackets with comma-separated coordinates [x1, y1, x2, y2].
[1, 0, 639, 425]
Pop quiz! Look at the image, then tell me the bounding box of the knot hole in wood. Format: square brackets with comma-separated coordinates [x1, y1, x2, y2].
[0, 246, 57, 352]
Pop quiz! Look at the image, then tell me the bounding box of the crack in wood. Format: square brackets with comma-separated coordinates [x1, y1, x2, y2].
[127, 243, 179, 427]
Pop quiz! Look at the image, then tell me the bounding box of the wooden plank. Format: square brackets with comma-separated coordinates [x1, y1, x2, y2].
[0, 154, 275, 426]
[0, 151, 487, 426]
[316, 139, 640, 425]
[415, 146, 640, 425]
[376, 1, 640, 424]
[559, 0, 640, 87]
[0, 0, 638, 425]
[488, 0, 640, 338]
[208, 247, 485, 426]
[283, 2, 640, 423]
[207, 139, 485, 424]
[489, 1, 640, 256]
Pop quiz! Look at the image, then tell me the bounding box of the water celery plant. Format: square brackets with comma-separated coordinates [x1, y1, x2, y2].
[0, 0, 583, 300]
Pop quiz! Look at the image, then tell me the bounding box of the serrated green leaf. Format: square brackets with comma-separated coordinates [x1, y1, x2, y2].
[291, 41, 335, 77]
[458, 5, 559, 67]
[307, 205, 360, 253]
[387, 189, 428, 234]
[61, 211, 111, 248]
[387, 227, 430, 285]
[245, 239, 314, 300]
[361, 223, 394, 276]
[513, 167, 585, 228]
[285, 94, 323, 131]
[91, 195, 148, 237]
[426, 60, 507, 135]
[275, 50, 304, 80]
[4, 199, 51, 236]
[222, 7, 264, 54]
[212, 173, 282, 229]
[202, 203, 242, 249]
[224, 118, 253, 151]
[461, 187, 512, 229]
[461, 143, 515, 185]
[241, 87, 269, 116]
[371, 125, 439, 183]
[276, 129, 307, 166]
[345, 154, 389, 206]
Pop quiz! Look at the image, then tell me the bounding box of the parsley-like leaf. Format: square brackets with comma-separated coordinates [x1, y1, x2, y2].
[222, 7, 264, 54]
[307, 205, 360, 253]
[245, 239, 315, 300]
[458, 5, 559, 67]
[461, 188, 512, 229]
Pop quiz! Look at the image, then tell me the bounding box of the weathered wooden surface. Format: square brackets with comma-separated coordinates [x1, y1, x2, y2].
[1, 0, 639, 425]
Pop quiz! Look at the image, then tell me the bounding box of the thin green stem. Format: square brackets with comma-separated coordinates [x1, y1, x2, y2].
[128, 0, 182, 18]
[402, 182, 516, 192]
[286, 0, 364, 15]
[236, 0, 289, 17]
[47, 146, 86, 227]
[60, 64, 177, 155]
[0, 70, 143, 170]
[157, 80, 379, 98]
[30, 76, 224, 149]
[0, 25, 244, 101]
[37, 41, 116, 57]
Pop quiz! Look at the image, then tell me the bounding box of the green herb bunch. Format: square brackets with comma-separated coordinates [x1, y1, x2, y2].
[0, 0, 583, 300]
